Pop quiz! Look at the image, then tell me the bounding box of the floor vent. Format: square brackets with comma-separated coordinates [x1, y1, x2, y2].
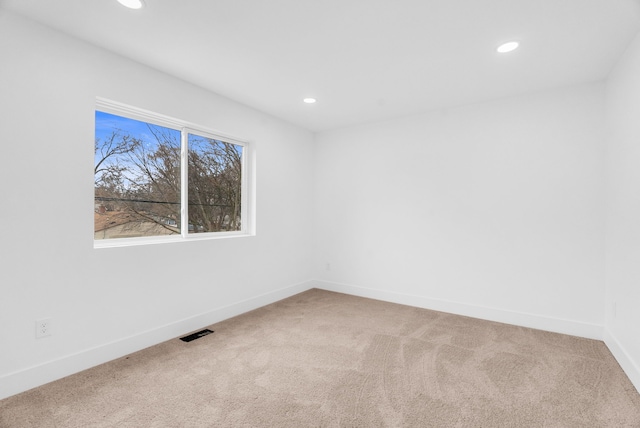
[180, 329, 214, 342]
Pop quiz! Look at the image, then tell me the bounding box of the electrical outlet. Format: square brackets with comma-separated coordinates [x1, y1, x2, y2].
[36, 318, 52, 338]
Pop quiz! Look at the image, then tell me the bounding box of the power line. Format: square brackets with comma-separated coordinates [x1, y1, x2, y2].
[94, 196, 232, 208]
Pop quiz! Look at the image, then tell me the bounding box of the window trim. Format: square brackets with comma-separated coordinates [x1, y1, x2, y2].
[94, 97, 253, 248]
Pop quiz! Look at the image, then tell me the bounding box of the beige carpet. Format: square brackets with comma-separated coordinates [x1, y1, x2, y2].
[1, 289, 639, 427]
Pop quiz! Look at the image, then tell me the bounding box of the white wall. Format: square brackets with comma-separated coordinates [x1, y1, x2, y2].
[313, 83, 607, 338]
[0, 10, 314, 399]
[604, 30, 640, 390]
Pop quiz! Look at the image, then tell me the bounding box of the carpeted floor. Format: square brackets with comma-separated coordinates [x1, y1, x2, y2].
[1, 289, 639, 427]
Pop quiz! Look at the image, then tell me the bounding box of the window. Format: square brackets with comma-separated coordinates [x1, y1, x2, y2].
[94, 99, 250, 247]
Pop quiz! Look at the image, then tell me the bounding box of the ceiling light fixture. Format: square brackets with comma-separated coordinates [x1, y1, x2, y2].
[117, 0, 145, 9]
[497, 41, 519, 53]
[303, 98, 317, 104]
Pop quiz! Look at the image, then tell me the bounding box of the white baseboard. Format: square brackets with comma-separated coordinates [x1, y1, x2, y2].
[3, 280, 623, 401]
[312, 279, 604, 340]
[604, 329, 640, 393]
[0, 280, 314, 401]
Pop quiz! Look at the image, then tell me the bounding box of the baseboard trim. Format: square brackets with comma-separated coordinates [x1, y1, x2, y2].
[0, 280, 315, 401]
[2, 279, 617, 401]
[312, 279, 604, 340]
[604, 329, 640, 393]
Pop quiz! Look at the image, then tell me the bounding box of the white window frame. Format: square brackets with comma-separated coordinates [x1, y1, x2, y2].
[94, 97, 253, 248]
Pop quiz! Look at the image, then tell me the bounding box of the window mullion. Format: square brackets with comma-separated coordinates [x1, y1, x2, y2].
[180, 129, 189, 238]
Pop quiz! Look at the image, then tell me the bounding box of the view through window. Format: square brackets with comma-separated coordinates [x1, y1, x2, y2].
[94, 108, 245, 243]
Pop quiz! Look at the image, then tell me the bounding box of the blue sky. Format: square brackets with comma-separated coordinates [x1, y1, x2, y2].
[95, 110, 242, 158]
[95, 110, 166, 143]
[94, 111, 184, 178]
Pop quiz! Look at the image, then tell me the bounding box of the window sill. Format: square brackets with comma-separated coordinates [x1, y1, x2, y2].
[93, 231, 254, 249]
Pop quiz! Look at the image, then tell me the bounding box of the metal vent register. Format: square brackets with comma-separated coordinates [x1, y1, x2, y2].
[180, 329, 214, 342]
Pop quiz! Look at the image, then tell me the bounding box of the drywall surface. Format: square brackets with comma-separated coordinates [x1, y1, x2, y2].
[0, 10, 314, 398]
[313, 83, 606, 335]
[604, 30, 640, 390]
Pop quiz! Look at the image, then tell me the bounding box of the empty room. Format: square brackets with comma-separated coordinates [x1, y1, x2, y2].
[1, 0, 640, 426]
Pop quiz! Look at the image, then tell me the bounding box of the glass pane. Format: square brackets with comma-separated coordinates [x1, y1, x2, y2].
[94, 111, 181, 240]
[188, 133, 243, 233]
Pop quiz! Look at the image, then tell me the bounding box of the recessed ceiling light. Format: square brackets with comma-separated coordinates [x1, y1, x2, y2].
[117, 0, 144, 9]
[303, 98, 317, 104]
[497, 41, 519, 53]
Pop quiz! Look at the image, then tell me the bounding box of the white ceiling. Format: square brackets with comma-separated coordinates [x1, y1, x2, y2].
[3, 0, 640, 132]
